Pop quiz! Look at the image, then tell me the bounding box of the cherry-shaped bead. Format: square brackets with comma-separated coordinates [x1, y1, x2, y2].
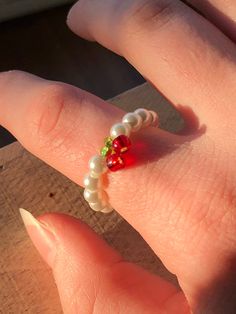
[112, 135, 131, 154]
[106, 153, 125, 172]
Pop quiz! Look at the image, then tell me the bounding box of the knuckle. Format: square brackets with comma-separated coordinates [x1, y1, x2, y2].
[0, 70, 27, 92]
[0, 70, 25, 81]
[26, 83, 79, 150]
[121, 0, 177, 35]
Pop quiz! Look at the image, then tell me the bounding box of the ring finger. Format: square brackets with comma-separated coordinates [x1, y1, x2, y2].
[67, 0, 236, 144]
[184, 0, 236, 42]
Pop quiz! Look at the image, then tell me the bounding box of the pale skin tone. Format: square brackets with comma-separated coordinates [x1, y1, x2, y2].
[1, 0, 236, 313]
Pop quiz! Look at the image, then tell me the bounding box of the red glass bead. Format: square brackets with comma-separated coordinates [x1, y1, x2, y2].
[112, 135, 131, 154]
[106, 153, 125, 172]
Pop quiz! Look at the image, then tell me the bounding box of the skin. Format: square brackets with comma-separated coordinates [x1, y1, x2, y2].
[1, 0, 236, 312]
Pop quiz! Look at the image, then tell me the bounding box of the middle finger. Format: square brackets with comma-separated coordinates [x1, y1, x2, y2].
[184, 0, 236, 42]
[68, 0, 236, 139]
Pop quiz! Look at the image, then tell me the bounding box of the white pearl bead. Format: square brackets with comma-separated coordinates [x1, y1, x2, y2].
[110, 122, 131, 138]
[144, 112, 153, 127]
[134, 108, 148, 122]
[89, 155, 106, 175]
[99, 189, 109, 202]
[83, 174, 99, 191]
[89, 199, 108, 212]
[101, 206, 113, 214]
[149, 110, 159, 127]
[90, 171, 101, 178]
[83, 189, 100, 203]
[122, 112, 142, 132]
[134, 108, 152, 127]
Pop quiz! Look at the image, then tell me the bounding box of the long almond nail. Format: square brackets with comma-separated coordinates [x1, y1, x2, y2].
[19, 208, 56, 267]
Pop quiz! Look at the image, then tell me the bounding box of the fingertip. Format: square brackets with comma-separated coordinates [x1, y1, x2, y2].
[37, 212, 121, 266]
[20, 209, 121, 269]
[66, 1, 93, 41]
[19, 208, 57, 267]
[66, 2, 78, 32]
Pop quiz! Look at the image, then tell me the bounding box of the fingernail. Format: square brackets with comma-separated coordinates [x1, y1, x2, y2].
[19, 208, 56, 267]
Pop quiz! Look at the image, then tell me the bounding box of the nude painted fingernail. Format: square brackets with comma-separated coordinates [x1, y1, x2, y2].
[19, 208, 56, 267]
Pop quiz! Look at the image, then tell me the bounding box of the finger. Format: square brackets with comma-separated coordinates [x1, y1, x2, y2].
[0, 70, 123, 183]
[19, 209, 189, 314]
[184, 0, 236, 42]
[1, 71, 235, 311]
[67, 0, 236, 133]
[0, 70, 183, 186]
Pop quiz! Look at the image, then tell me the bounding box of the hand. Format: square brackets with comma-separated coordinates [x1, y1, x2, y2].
[1, 0, 236, 313]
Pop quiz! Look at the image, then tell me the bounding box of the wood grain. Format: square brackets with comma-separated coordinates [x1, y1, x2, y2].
[0, 83, 183, 313]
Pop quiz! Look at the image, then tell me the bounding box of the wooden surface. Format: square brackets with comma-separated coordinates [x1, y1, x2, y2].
[0, 83, 184, 313]
[0, 4, 144, 148]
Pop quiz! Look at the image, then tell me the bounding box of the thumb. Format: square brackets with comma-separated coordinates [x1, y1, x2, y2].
[19, 209, 189, 314]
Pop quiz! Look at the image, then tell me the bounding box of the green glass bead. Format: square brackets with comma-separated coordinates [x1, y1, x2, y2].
[100, 146, 110, 157]
[104, 136, 113, 148]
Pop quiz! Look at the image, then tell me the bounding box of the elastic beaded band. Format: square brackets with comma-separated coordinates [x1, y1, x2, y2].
[83, 108, 159, 213]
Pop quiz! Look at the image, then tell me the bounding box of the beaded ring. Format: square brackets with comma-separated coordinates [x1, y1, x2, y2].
[83, 108, 159, 213]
